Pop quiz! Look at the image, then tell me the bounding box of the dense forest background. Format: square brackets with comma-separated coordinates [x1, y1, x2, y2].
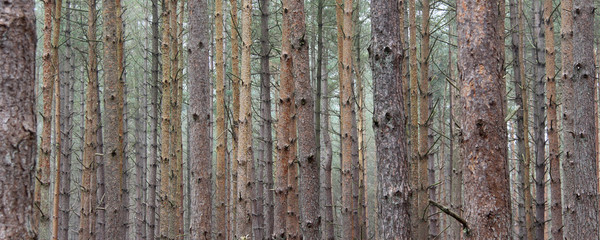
[2, 0, 600, 238]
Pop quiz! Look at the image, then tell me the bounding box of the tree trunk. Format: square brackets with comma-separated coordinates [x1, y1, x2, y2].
[418, 0, 431, 236]
[457, 0, 512, 238]
[215, 0, 227, 238]
[159, 0, 173, 236]
[371, 0, 411, 238]
[285, 0, 319, 238]
[563, 0, 600, 237]
[58, 2, 74, 237]
[237, 0, 254, 238]
[134, 75, 147, 240]
[189, 0, 211, 236]
[0, 0, 36, 237]
[79, 0, 99, 237]
[102, 0, 125, 235]
[229, 0, 240, 237]
[274, 2, 294, 238]
[95, 84, 106, 239]
[319, 47, 334, 240]
[532, 1, 547, 238]
[50, 0, 63, 235]
[353, 2, 367, 238]
[35, 0, 56, 236]
[259, 0, 274, 237]
[147, 0, 159, 236]
[408, 0, 419, 234]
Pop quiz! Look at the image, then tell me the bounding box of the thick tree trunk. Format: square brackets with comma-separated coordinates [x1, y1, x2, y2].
[189, 0, 211, 236]
[237, 0, 254, 238]
[0, 0, 37, 237]
[102, 0, 125, 235]
[285, 0, 320, 238]
[371, 0, 411, 238]
[79, 0, 99, 237]
[457, 0, 512, 238]
[215, 0, 227, 238]
[563, 0, 599, 237]
[259, 0, 274, 237]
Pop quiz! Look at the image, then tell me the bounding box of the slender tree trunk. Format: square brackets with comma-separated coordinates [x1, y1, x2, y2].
[102, 0, 125, 235]
[543, 0, 557, 239]
[122, 39, 130, 240]
[95, 84, 106, 239]
[418, 0, 431, 236]
[275, 2, 296, 238]
[285, 0, 319, 238]
[36, 0, 56, 236]
[134, 75, 147, 240]
[532, 1, 547, 238]
[253, 0, 266, 235]
[50, 0, 64, 236]
[259, 0, 274, 237]
[189, 0, 211, 236]
[79, 0, 99, 237]
[0, 0, 36, 237]
[237, 0, 254, 238]
[215, 0, 227, 238]
[353, 3, 367, 238]
[563, 0, 599, 237]
[58, 2, 74, 237]
[319, 48, 334, 240]
[159, 0, 173, 236]
[147, 0, 159, 236]
[509, 0, 527, 238]
[457, 0, 512, 238]
[229, 0, 240, 237]
[408, 0, 419, 234]
[336, 0, 357, 238]
[371, 0, 411, 238]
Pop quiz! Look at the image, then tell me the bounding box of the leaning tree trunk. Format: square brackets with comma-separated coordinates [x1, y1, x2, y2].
[370, 0, 411, 238]
[189, 0, 212, 236]
[0, 0, 36, 237]
[563, 0, 599, 237]
[457, 0, 512, 238]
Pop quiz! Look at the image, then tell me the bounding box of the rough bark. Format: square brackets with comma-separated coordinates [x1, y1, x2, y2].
[237, 0, 254, 238]
[259, 0, 274, 237]
[102, 0, 125, 235]
[79, 0, 99, 237]
[215, 0, 227, 238]
[35, 0, 56, 236]
[0, 0, 37, 237]
[353, 3, 367, 238]
[170, 0, 184, 236]
[563, 0, 600, 237]
[456, 0, 512, 238]
[285, 0, 320, 238]
[370, 0, 411, 238]
[189, 0, 211, 236]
